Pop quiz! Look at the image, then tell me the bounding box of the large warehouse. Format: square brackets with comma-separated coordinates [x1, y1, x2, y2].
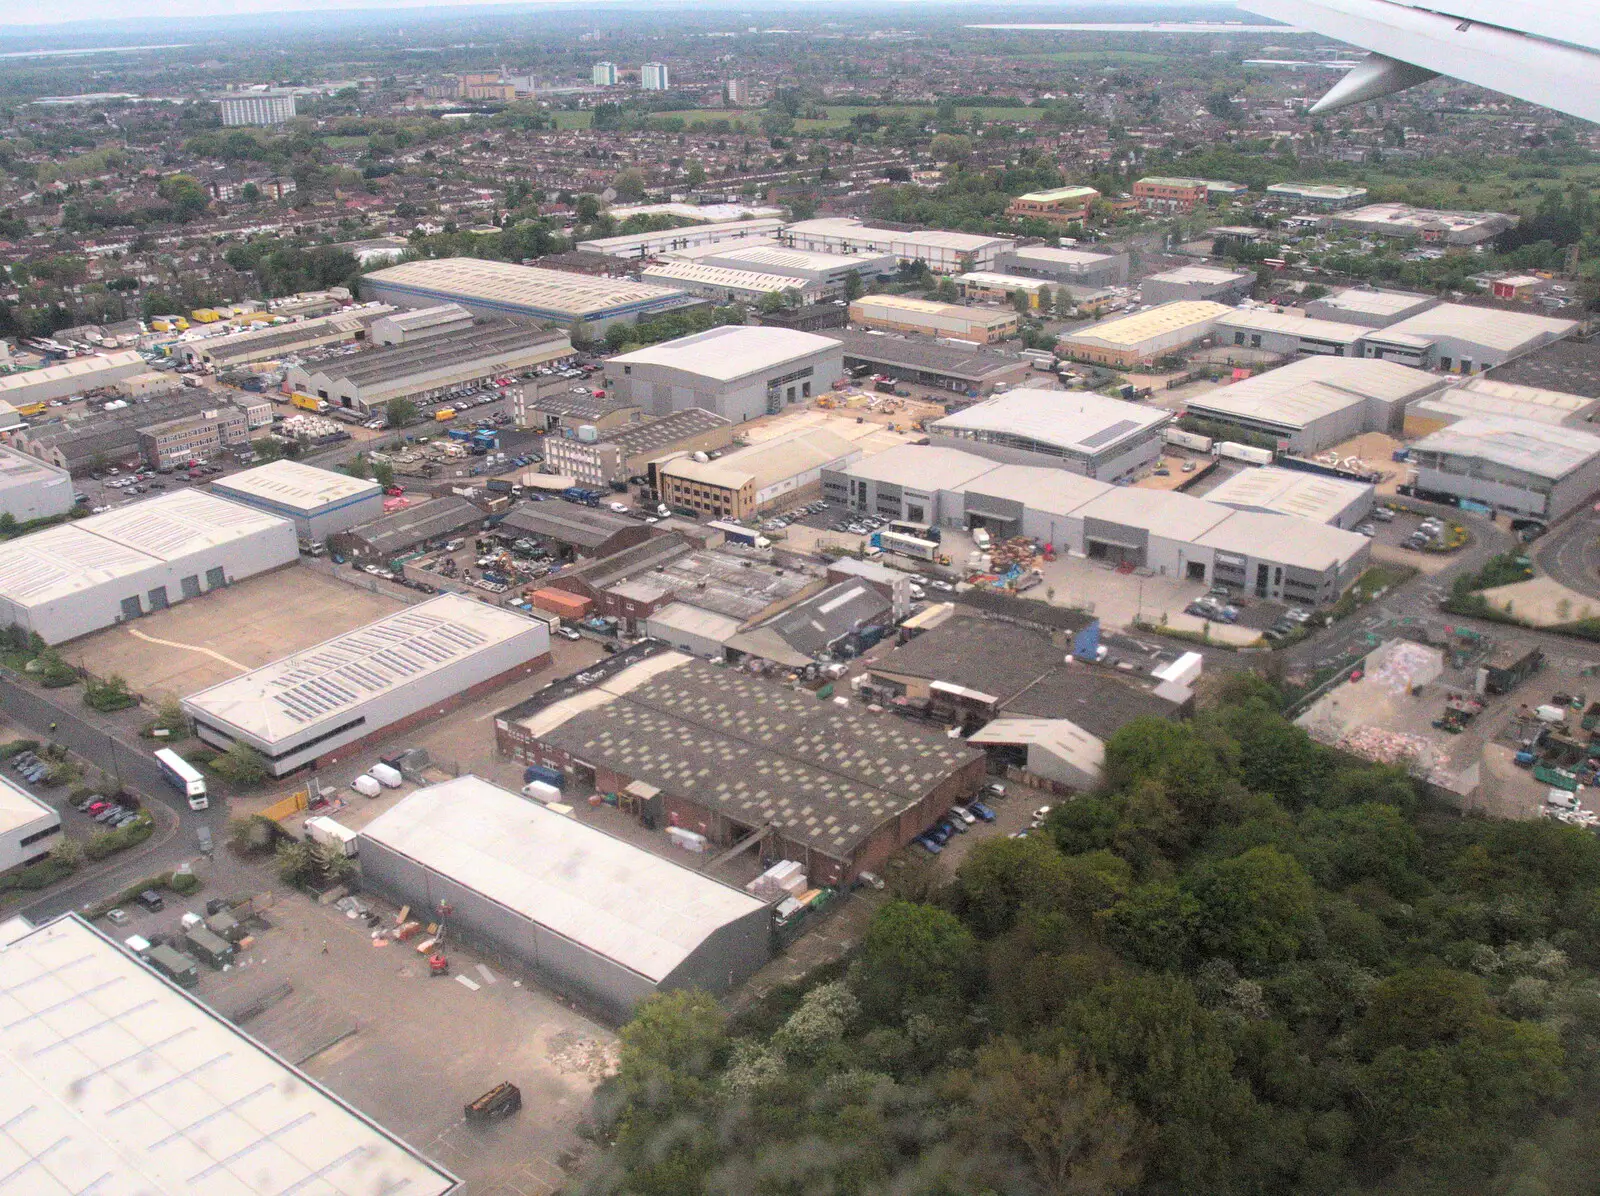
[1328, 203, 1516, 246]
[1215, 308, 1376, 359]
[210, 459, 384, 539]
[286, 322, 572, 415]
[0, 914, 458, 1195]
[928, 388, 1169, 479]
[0, 350, 145, 408]
[361, 258, 692, 336]
[640, 261, 825, 306]
[575, 217, 786, 260]
[1183, 356, 1448, 452]
[1202, 465, 1375, 528]
[1404, 377, 1596, 437]
[848, 295, 1019, 344]
[1305, 287, 1440, 328]
[0, 444, 73, 523]
[826, 329, 1033, 396]
[1058, 301, 1233, 368]
[0, 490, 298, 643]
[1381, 303, 1578, 373]
[825, 444, 1370, 603]
[1407, 416, 1600, 521]
[995, 244, 1130, 288]
[183, 594, 551, 775]
[172, 307, 392, 368]
[607, 325, 844, 423]
[505, 651, 986, 887]
[358, 777, 770, 1020]
[681, 243, 898, 293]
[1139, 265, 1255, 304]
[779, 218, 1014, 272]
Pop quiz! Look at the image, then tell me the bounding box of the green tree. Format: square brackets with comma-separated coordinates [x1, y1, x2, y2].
[371, 459, 395, 490]
[219, 742, 268, 786]
[968, 1038, 1145, 1196]
[275, 839, 317, 886]
[843, 270, 865, 302]
[930, 133, 973, 164]
[611, 168, 647, 202]
[1188, 846, 1317, 972]
[385, 397, 418, 428]
[851, 900, 981, 1022]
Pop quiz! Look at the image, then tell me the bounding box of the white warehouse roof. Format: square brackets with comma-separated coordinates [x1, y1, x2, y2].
[1384, 302, 1578, 353]
[1196, 509, 1372, 571]
[364, 258, 685, 319]
[1315, 287, 1436, 318]
[183, 594, 545, 746]
[1410, 416, 1600, 482]
[0, 350, 143, 398]
[1186, 356, 1444, 430]
[843, 443, 1006, 490]
[211, 459, 382, 513]
[1216, 307, 1369, 346]
[1413, 377, 1595, 426]
[0, 914, 457, 1196]
[359, 776, 766, 983]
[0, 491, 291, 609]
[0, 774, 53, 837]
[1202, 465, 1374, 524]
[608, 324, 840, 382]
[932, 389, 1168, 456]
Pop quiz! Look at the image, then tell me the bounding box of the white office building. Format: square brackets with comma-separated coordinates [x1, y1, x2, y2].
[607, 325, 845, 423]
[209, 459, 385, 540]
[0, 491, 298, 644]
[217, 91, 298, 127]
[183, 594, 551, 776]
[641, 62, 670, 90]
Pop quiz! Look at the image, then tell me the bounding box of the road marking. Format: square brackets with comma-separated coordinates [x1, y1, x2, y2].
[456, 975, 481, 992]
[476, 964, 497, 984]
[125, 629, 248, 671]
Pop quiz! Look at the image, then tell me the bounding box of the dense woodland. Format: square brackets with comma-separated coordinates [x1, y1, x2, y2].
[576, 674, 1600, 1195]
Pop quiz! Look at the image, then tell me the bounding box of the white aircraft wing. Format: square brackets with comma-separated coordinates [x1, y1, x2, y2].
[1240, 0, 1600, 123]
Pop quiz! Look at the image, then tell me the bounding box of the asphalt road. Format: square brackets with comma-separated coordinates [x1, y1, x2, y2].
[0, 673, 225, 920]
[1535, 506, 1600, 596]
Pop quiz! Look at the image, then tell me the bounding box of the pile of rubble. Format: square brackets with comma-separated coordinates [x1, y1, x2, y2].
[1337, 725, 1434, 768]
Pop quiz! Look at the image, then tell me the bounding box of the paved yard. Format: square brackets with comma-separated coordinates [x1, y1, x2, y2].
[72, 565, 406, 701]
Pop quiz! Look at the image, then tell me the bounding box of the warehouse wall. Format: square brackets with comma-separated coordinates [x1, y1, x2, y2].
[662, 904, 773, 996]
[357, 837, 657, 1022]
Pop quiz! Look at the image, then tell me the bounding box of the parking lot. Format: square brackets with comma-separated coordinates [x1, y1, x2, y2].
[74, 564, 407, 700]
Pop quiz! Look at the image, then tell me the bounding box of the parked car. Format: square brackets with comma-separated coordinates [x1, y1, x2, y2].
[557, 626, 582, 641]
[967, 800, 997, 822]
[983, 781, 1006, 799]
[949, 805, 976, 825]
[135, 889, 165, 912]
[915, 835, 943, 855]
[105, 908, 130, 926]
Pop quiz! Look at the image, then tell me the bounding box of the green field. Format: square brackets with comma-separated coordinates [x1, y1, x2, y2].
[321, 135, 369, 149]
[552, 110, 593, 129]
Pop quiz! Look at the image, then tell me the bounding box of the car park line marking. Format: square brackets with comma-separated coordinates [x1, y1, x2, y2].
[476, 964, 497, 984]
[456, 975, 481, 992]
[125, 629, 248, 671]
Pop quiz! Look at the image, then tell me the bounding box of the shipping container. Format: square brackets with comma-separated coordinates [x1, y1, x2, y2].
[146, 943, 200, 987]
[183, 926, 236, 970]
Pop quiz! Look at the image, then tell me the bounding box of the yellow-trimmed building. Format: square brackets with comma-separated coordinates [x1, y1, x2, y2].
[849, 295, 1019, 344]
[1005, 186, 1101, 228]
[1057, 301, 1233, 369]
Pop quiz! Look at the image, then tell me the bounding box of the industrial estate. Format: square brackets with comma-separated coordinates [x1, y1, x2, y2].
[2, 3, 1600, 1193]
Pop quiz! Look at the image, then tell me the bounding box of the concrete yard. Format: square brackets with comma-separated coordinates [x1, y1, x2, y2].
[71, 564, 407, 701]
[198, 887, 612, 1196]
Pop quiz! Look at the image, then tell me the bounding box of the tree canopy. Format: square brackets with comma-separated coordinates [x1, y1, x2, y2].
[579, 675, 1600, 1195]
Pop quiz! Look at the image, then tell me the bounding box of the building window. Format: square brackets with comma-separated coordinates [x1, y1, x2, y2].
[19, 824, 60, 847]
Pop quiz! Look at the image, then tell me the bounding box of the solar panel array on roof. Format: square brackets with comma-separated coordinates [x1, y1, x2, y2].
[268, 608, 489, 725]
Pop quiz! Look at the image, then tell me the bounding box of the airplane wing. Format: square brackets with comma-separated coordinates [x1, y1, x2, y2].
[1239, 0, 1600, 123]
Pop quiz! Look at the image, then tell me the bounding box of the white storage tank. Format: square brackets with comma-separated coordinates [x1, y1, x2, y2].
[577, 424, 599, 442]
